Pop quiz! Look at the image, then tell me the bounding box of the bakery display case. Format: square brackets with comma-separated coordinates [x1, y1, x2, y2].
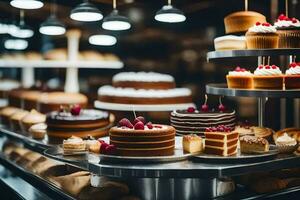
[1, 0, 300, 200]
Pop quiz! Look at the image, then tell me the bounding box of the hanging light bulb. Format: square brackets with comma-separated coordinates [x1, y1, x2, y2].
[89, 34, 117, 46]
[102, 0, 131, 31]
[70, 0, 103, 22]
[155, 0, 186, 23]
[39, 1, 66, 36]
[10, 10, 34, 38]
[4, 38, 28, 50]
[10, 0, 44, 10]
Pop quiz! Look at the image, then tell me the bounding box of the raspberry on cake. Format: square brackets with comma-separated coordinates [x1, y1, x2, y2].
[182, 134, 203, 153]
[109, 116, 175, 156]
[204, 125, 239, 157]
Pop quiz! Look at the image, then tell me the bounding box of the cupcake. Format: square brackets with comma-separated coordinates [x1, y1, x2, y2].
[21, 109, 46, 132]
[0, 106, 21, 125]
[275, 133, 298, 154]
[285, 62, 300, 89]
[245, 22, 279, 49]
[274, 14, 300, 48]
[29, 123, 47, 139]
[253, 65, 283, 89]
[226, 66, 253, 89]
[9, 110, 29, 130]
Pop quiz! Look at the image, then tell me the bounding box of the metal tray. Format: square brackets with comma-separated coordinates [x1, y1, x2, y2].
[193, 145, 278, 163]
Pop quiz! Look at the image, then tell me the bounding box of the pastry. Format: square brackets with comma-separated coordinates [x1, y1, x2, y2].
[46, 106, 111, 140]
[214, 35, 246, 51]
[109, 117, 175, 156]
[274, 128, 300, 143]
[274, 14, 300, 48]
[0, 106, 21, 125]
[253, 65, 283, 89]
[235, 125, 273, 140]
[170, 96, 236, 136]
[85, 139, 101, 153]
[21, 109, 46, 132]
[246, 22, 279, 49]
[21, 90, 42, 110]
[204, 125, 239, 156]
[98, 85, 192, 105]
[182, 134, 203, 153]
[275, 133, 298, 154]
[37, 92, 88, 113]
[0, 79, 20, 98]
[226, 66, 253, 89]
[112, 71, 176, 90]
[285, 62, 300, 89]
[224, 11, 266, 34]
[8, 89, 25, 108]
[29, 123, 47, 139]
[63, 136, 86, 153]
[9, 110, 29, 130]
[240, 135, 269, 153]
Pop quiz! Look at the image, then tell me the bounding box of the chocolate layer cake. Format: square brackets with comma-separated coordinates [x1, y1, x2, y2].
[170, 110, 236, 136]
[47, 109, 111, 140]
[109, 125, 175, 156]
[112, 71, 176, 90]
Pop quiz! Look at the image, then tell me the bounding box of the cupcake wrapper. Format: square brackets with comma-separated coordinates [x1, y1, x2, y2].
[226, 76, 253, 89]
[276, 144, 298, 154]
[285, 75, 300, 89]
[246, 35, 279, 49]
[253, 76, 283, 89]
[277, 30, 300, 48]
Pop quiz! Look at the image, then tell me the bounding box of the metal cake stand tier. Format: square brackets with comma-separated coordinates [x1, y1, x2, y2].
[207, 48, 300, 61]
[206, 83, 300, 98]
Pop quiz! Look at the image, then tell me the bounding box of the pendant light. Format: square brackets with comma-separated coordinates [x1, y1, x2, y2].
[89, 34, 117, 46]
[155, 0, 186, 23]
[10, 0, 44, 10]
[10, 10, 34, 38]
[39, 1, 66, 36]
[70, 0, 103, 22]
[102, 0, 131, 31]
[4, 38, 28, 50]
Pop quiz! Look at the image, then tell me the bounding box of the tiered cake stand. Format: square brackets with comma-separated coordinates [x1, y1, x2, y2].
[206, 48, 300, 127]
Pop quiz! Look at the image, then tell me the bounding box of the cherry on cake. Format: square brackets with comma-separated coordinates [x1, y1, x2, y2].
[204, 125, 239, 156]
[109, 116, 175, 156]
[46, 105, 111, 140]
[112, 71, 175, 90]
[170, 96, 236, 136]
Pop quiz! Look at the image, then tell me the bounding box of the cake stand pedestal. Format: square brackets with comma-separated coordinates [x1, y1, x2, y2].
[21, 67, 34, 88]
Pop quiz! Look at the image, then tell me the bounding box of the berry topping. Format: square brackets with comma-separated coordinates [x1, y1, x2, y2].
[258, 65, 263, 69]
[154, 125, 163, 129]
[187, 107, 196, 113]
[100, 142, 109, 153]
[118, 118, 133, 129]
[70, 104, 81, 116]
[146, 122, 153, 129]
[278, 14, 285, 20]
[206, 125, 232, 132]
[265, 65, 271, 69]
[262, 22, 271, 26]
[235, 66, 241, 71]
[134, 121, 145, 130]
[290, 62, 298, 68]
[292, 18, 298, 23]
[271, 65, 277, 69]
[133, 116, 146, 125]
[98, 139, 105, 144]
[201, 94, 209, 112]
[105, 144, 116, 155]
[255, 22, 261, 26]
[218, 96, 226, 112]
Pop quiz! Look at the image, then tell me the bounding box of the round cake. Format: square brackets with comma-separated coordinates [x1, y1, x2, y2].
[37, 92, 88, 113]
[170, 109, 236, 136]
[98, 86, 192, 105]
[112, 71, 175, 90]
[109, 117, 175, 156]
[21, 91, 42, 110]
[47, 108, 111, 140]
[0, 79, 20, 98]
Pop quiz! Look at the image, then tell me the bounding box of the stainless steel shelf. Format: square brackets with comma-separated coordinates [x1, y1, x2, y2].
[206, 83, 300, 98]
[207, 48, 300, 61]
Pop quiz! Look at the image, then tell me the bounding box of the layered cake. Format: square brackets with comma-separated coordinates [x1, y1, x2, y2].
[47, 105, 111, 140]
[214, 35, 246, 51]
[37, 92, 88, 113]
[109, 117, 175, 156]
[182, 134, 203, 153]
[112, 71, 175, 90]
[21, 90, 42, 110]
[204, 125, 239, 156]
[285, 62, 300, 89]
[253, 65, 283, 89]
[98, 71, 193, 106]
[240, 135, 269, 153]
[170, 96, 236, 135]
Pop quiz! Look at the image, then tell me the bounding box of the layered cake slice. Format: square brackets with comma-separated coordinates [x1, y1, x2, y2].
[240, 135, 269, 153]
[109, 116, 175, 156]
[204, 125, 239, 156]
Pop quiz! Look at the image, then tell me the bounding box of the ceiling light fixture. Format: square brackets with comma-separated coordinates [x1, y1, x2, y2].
[102, 0, 131, 31]
[70, 0, 103, 22]
[4, 38, 28, 50]
[155, 0, 186, 23]
[10, 10, 34, 38]
[89, 34, 117, 46]
[39, 1, 66, 36]
[10, 0, 44, 10]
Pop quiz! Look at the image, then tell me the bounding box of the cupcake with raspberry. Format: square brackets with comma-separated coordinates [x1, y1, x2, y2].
[226, 66, 253, 89]
[285, 62, 300, 89]
[245, 22, 279, 49]
[274, 14, 300, 48]
[253, 65, 283, 89]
